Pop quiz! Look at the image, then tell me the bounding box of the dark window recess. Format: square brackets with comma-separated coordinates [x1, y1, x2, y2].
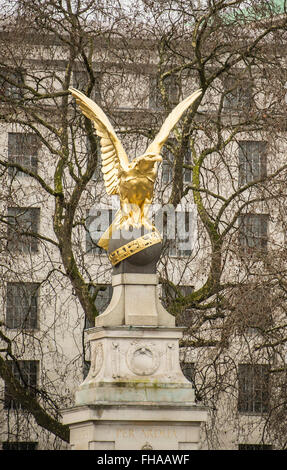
[233, 284, 272, 333]
[238, 364, 270, 414]
[4, 360, 38, 410]
[184, 147, 192, 183]
[86, 136, 102, 181]
[223, 77, 252, 110]
[0, 68, 24, 100]
[2, 441, 38, 450]
[166, 212, 192, 257]
[85, 284, 113, 329]
[156, 207, 193, 258]
[238, 213, 268, 252]
[8, 133, 39, 177]
[6, 282, 39, 329]
[162, 140, 191, 184]
[7, 207, 40, 253]
[73, 70, 102, 103]
[181, 362, 195, 384]
[161, 284, 193, 313]
[149, 74, 179, 111]
[83, 360, 91, 380]
[238, 141, 267, 186]
[86, 209, 113, 255]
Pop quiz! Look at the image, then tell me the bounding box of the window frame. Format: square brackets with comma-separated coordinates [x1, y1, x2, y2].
[238, 363, 270, 414]
[149, 74, 179, 111]
[238, 213, 269, 253]
[4, 360, 39, 410]
[238, 140, 267, 186]
[8, 132, 39, 178]
[85, 208, 114, 255]
[73, 70, 102, 103]
[7, 207, 40, 253]
[6, 282, 39, 330]
[0, 67, 24, 100]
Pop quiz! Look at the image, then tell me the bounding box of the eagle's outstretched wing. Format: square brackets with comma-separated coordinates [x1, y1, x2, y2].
[69, 87, 129, 195]
[143, 89, 202, 156]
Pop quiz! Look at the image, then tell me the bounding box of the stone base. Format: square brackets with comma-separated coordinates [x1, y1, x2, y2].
[63, 404, 207, 450]
[62, 326, 207, 450]
[95, 274, 175, 327]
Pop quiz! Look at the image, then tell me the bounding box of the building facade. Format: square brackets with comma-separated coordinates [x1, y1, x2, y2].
[0, 2, 287, 450]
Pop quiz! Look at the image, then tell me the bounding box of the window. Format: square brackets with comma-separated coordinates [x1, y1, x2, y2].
[73, 70, 102, 103]
[181, 362, 195, 384]
[238, 364, 270, 414]
[149, 74, 178, 111]
[238, 444, 272, 450]
[7, 207, 40, 253]
[170, 212, 193, 257]
[85, 284, 113, 328]
[83, 360, 91, 379]
[223, 76, 252, 110]
[162, 140, 192, 184]
[238, 141, 267, 186]
[155, 207, 193, 257]
[86, 209, 113, 254]
[0, 68, 24, 100]
[184, 147, 192, 183]
[95, 284, 113, 314]
[238, 213, 268, 252]
[6, 282, 39, 329]
[234, 284, 272, 333]
[86, 136, 102, 181]
[162, 160, 172, 184]
[4, 360, 38, 409]
[8, 133, 39, 177]
[161, 284, 193, 312]
[2, 441, 38, 450]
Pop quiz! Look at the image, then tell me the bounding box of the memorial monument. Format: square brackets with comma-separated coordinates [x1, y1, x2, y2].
[62, 87, 207, 450]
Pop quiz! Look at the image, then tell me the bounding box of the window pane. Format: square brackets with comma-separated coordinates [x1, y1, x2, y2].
[238, 364, 269, 413]
[0, 68, 24, 100]
[73, 70, 102, 103]
[8, 133, 39, 177]
[6, 282, 39, 329]
[149, 74, 178, 110]
[7, 207, 40, 253]
[86, 209, 113, 254]
[181, 362, 195, 384]
[4, 360, 39, 410]
[238, 141, 267, 186]
[238, 214, 268, 252]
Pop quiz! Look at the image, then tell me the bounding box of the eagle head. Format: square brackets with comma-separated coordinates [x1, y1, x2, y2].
[130, 153, 162, 172]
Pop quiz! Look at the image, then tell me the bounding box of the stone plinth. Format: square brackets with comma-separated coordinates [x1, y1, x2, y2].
[63, 325, 207, 450]
[63, 405, 207, 450]
[62, 272, 208, 450]
[76, 327, 194, 404]
[95, 274, 175, 327]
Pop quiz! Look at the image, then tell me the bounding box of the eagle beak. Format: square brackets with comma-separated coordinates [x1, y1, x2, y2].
[149, 155, 162, 162]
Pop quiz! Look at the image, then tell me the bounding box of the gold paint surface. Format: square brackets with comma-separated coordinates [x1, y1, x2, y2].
[69, 87, 202, 256]
[108, 231, 162, 266]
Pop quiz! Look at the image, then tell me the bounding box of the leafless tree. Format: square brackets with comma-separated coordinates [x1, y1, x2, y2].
[0, 0, 287, 449]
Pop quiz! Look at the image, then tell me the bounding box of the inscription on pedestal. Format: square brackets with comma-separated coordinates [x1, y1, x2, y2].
[116, 427, 178, 440]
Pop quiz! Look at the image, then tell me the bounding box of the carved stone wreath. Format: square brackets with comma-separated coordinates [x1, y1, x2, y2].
[126, 343, 160, 376]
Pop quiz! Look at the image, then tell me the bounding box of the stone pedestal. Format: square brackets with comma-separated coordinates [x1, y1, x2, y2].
[62, 252, 207, 450]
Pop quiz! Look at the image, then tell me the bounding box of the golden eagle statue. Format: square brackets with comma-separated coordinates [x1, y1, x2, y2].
[69, 87, 202, 252]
